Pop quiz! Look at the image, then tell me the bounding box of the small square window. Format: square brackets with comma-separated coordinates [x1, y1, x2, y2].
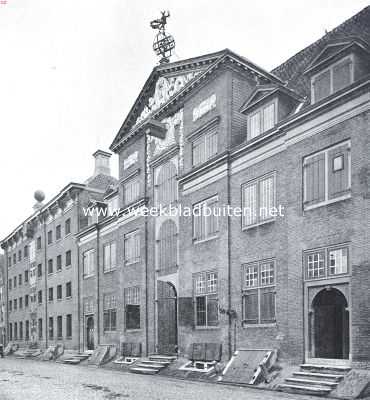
[333, 154, 344, 172]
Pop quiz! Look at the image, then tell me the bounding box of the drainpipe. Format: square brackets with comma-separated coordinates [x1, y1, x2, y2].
[76, 193, 81, 352]
[4, 247, 9, 345]
[227, 153, 232, 360]
[43, 217, 48, 349]
[96, 223, 100, 346]
[144, 133, 149, 356]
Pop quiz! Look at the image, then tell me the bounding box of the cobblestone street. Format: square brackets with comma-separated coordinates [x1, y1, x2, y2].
[0, 358, 321, 400]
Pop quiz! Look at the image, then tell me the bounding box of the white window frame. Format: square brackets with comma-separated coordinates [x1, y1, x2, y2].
[303, 140, 351, 211]
[247, 99, 277, 140]
[103, 241, 117, 273]
[242, 259, 276, 326]
[192, 128, 218, 167]
[123, 177, 140, 205]
[311, 55, 354, 104]
[83, 249, 95, 278]
[124, 230, 141, 265]
[304, 244, 350, 281]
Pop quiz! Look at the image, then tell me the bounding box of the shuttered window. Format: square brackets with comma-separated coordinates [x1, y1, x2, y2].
[312, 56, 353, 103]
[193, 196, 219, 242]
[155, 161, 177, 206]
[193, 271, 218, 327]
[192, 128, 218, 167]
[103, 294, 117, 332]
[123, 177, 140, 205]
[83, 249, 95, 277]
[157, 220, 177, 272]
[242, 260, 276, 325]
[124, 287, 140, 330]
[103, 241, 116, 272]
[248, 101, 276, 139]
[303, 141, 350, 209]
[124, 230, 140, 265]
[242, 173, 275, 228]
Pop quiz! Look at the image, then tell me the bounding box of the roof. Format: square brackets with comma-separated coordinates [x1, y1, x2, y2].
[271, 6, 370, 98]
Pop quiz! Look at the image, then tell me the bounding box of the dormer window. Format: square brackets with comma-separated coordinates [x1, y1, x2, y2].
[248, 100, 276, 140]
[311, 56, 354, 103]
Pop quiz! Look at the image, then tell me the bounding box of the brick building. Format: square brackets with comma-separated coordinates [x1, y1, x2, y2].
[0, 151, 116, 350]
[2, 6, 370, 370]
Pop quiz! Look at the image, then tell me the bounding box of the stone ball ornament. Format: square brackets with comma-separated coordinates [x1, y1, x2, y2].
[34, 190, 45, 203]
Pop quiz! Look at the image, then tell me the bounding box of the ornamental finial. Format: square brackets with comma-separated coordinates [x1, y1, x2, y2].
[150, 11, 175, 64]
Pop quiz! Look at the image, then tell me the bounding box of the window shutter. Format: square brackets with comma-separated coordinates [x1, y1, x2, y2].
[259, 175, 274, 221]
[260, 288, 276, 323]
[304, 153, 325, 205]
[158, 220, 177, 271]
[333, 60, 352, 93]
[328, 145, 350, 199]
[263, 103, 275, 131]
[207, 294, 219, 326]
[243, 183, 257, 226]
[243, 290, 258, 324]
[250, 111, 261, 139]
[313, 70, 330, 102]
[111, 242, 116, 268]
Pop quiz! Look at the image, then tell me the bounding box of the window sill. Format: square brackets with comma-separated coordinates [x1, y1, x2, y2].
[103, 268, 117, 274]
[66, 336, 72, 340]
[193, 235, 219, 245]
[56, 269, 62, 273]
[125, 260, 141, 267]
[83, 274, 95, 280]
[194, 325, 220, 330]
[65, 264, 72, 269]
[57, 298, 62, 302]
[125, 329, 141, 333]
[242, 322, 277, 328]
[304, 193, 351, 211]
[66, 296, 72, 300]
[103, 330, 117, 334]
[242, 218, 275, 231]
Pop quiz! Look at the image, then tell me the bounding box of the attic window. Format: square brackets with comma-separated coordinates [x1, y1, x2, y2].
[248, 100, 276, 140]
[311, 56, 353, 103]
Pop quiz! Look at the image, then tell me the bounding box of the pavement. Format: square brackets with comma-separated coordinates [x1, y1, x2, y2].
[0, 357, 322, 400]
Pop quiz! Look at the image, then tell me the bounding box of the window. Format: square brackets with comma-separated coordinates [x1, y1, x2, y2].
[8, 256, 11, 268]
[193, 271, 218, 327]
[47, 230, 53, 245]
[193, 196, 219, 242]
[56, 225, 61, 241]
[37, 236, 42, 250]
[13, 253, 16, 264]
[25, 270, 29, 283]
[29, 241, 35, 263]
[38, 318, 43, 340]
[242, 260, 276, 325]
[124, 231, 140, 265]
[38, 290, 42, 304]
[305, 245, 349, 279]
[66, 282, 72, 298]
[9, 323, 12, 341]
[8, 279, 11, 291]
[312, 56, 353, 103]
[83, 249, 95, 277]
[303, 142, 351, 209]
[124, 287, 140, 330]
[57, 316, 62, 339]
[18, 250, 22, 262]
[18, 274, 22, 286]
[57, 255, 62, 271]
[24, 245, 28, 258]
[48, 287, 54, 302]
[242, 173, 276, 228]
[13, 276, 17, 288]
[48, 259, 53, 274]
[157, 220, 177, 272]
[103, 294, 117, 332]
[37, 263, 42, 278]
[25, 320, 29, 341]
[48, 317, 54, 340]
[19, 297, 23, 309]
[123, 177, 140, 205]
[25, 295, 29, 308]
[19, 322, 23, 340]
[65, 218, 71, 235]
[65, 250, 72, 267]
[66, 314, 72, 338]
[248, 101, 276, 139]
[14, 298, 17, 310]
[192, 128, 218, 166]
[155, 161, 177, 206]
[14, 322, 18, 340]
[83, 297, 94, 315]
[103, 242, 116, 272]
[57, 285, 62, 300]
[9, 300, 12, 312]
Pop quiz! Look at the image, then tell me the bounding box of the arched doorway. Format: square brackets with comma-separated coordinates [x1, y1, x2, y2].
[86, 316, 94, 351]
[157, 281, 177, 355]
[311, 288, 349, 359]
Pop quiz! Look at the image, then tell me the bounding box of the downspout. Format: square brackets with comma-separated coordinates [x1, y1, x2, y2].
[96, 223, 100, 346]
[144, 133, 149, 356]
[43, 217, 48, 349]
[76, 193, 81, 352]
[4, 248, 9, 345]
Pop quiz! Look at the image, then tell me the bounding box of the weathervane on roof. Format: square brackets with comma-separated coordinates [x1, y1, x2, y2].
[150, 11, 175, 64]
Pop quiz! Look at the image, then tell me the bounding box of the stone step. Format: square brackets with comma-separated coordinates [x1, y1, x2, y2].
[140, 360, 170, 366]
[149, 355, 176, 362]
[286, 377, 338, 388]
[130, 367, 159, 375]
[300, 364, 350, 374]
[62, 359, 82, 365]
[293, 371, 343, 381]
[136, 362, 167, 369]
[278, 383, 331, 396]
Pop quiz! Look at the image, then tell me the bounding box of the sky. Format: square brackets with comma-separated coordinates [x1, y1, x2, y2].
[0, 0, 369, 242]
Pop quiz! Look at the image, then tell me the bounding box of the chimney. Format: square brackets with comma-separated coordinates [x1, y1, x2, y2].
[92, 150, 111, 176]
